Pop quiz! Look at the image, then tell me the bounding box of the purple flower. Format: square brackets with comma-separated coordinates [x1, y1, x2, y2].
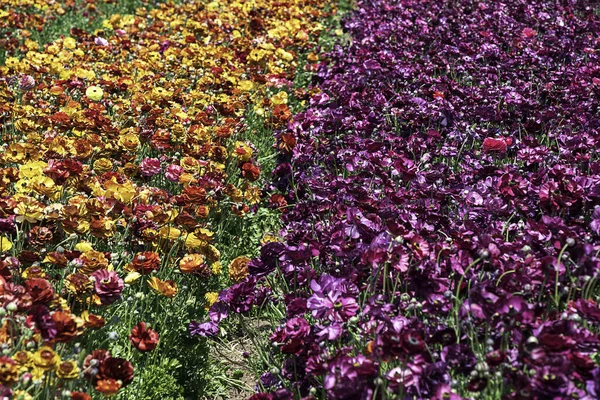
[307, 290, 358, 322]
[315, 323, 342, 341]
[94, 37, 109, 46]
[283, 317, 310, 339]
[189, 321, 218, 337]
[323, 354, 377, 399]
[91, 269, 124, 305]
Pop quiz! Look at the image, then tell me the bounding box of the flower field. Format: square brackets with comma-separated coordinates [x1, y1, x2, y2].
[1, 0, 600, 399]
[0, 0, 336, 398]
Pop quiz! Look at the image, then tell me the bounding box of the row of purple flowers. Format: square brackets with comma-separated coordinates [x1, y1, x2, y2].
[193, 0, 600, 398]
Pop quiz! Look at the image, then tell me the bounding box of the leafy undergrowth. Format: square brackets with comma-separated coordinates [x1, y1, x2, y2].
[196, 0, 600, 399]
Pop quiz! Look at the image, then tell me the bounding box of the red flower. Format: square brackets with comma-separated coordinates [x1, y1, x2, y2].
[129, 322, 160, 352]
[482, 137, 512, 153]
[98, 357, 134, 386]
[522, 27, 537, 38]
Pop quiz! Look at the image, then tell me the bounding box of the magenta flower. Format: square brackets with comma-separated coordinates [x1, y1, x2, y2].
[307, 290, 358, 322]
[139, 158, 162, 177]
[165, 164, 184, 182]
[92, 269, 124, 305]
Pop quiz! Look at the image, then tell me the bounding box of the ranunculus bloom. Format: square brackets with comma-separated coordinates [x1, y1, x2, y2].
[82, 311, 106, 329]
[179, 254, 210, 275]
[165, 164, 184, 182]
[482, 137, 512, 153]
[85, 86, 104, 101]
[241, 162, 260, 181]
[0, 356, 19, 385]
[131, 251, 161, 274]
[32, 346, 60, 371]
[129, 322, 159, 352]
[24, 278, 54, 304]
[147, 277, 178, 298]
[95, 378, 121, 395]
[139, 158, 162, 177]
[228, 256, 250, 282]
[189, 321, 219, 337]
[79, 250, 109, 275]
[70, 392, 92, 400]
[91, 269, 124, 305]
[98, 357, 134, 386]
[56, 360, 80, 379]
[52, 311, 83, 343]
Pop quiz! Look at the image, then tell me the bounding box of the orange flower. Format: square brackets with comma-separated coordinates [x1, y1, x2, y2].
[241, 162, 260, 181]
[279, 133, 297, 152]
[147, 277, 178, 298]
[228, 256, 250, 282]
[95, 378, 121, 396]
[81, 311, 106, 329]
[71, 392, 92, 400]
[80, 250, 109, 275]
[52, 311, 84, 343]
[131, 251, 161, 274]
[65, 273, 93, 296]
[179, 254, 209, 275]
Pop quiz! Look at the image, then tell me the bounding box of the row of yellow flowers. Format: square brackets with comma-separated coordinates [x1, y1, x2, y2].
[0, 0, 332, 397]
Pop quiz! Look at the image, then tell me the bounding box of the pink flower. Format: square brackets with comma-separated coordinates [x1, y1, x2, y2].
[92, 270, 124, 305]
[94, 37, 109, 46]
[19, 75, 35, 91]
[139, 158, 162, 177]
[522, 27, 537, 39]
[165, 164, 184, 182]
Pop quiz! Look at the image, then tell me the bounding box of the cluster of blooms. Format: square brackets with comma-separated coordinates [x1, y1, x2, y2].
[198, 0, 600, 398]
[0, 0, 332, 397]
[0, 0, 127, 57]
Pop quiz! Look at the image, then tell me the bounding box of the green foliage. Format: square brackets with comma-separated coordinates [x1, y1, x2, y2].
[123, 359, 185, 400]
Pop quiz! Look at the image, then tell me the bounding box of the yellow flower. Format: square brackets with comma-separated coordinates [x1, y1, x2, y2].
[205, 292, 218, 309]
[12, 351, 33, 368]
[276, 48, 294, 61]
[32, 347, 60, 372]
[31, 176, 56, 197]
[238, 80, 254, 91]
[211, 261, 222, 275]
[124, 271, 142, 284]
[147, 277, 178, 298]
[261, 233, 281, 245]
[86, 86, 104, 101]
[29, 366, 45, 381]
[63, 37, 77, 49]
[232, 142, 253, 162]
[74, 242, 93, 252]
[93, 158, 113, 173]
[158, 226, 183, 241]
[56, 360, 80, 379]
[118, 133, 140, 151]
[271, 91, 288, 105]
[0, 236, 12, 252]
[185, 233, 204, 250]
[14, 197, 44, 223]
[12, 391, 33, 400]
[19, 161, 47, 179]
[104, 178, 136, 203]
